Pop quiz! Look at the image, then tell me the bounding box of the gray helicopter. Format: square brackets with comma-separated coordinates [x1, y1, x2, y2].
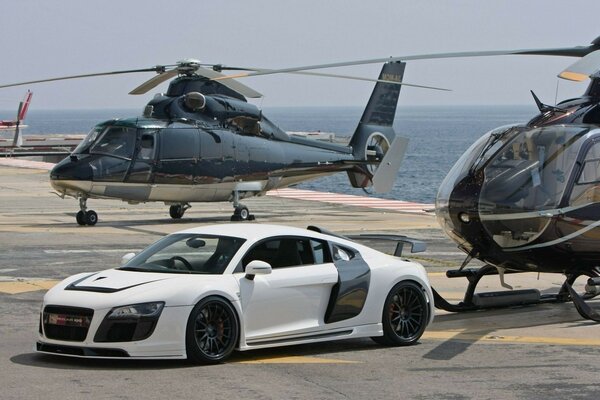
[1, 61, 416, 225]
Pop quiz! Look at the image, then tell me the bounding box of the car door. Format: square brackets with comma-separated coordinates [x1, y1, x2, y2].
[236, 236, 338, 342]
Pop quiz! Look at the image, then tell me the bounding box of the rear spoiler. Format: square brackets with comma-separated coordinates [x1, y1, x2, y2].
[346, 234, 426, 256]
[307, 225, 426, 256]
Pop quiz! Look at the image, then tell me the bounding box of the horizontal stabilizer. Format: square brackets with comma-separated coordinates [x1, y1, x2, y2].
[372, 136, 408, 193]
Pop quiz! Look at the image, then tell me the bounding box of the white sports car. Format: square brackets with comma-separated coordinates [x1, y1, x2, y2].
[37, 224, 434, 363]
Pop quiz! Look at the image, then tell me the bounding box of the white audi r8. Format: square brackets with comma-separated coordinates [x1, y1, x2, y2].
[37, 224, 434, 363]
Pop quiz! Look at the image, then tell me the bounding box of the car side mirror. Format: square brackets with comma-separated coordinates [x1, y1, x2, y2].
[245, 260, 272, 280]
[121, 252, 136, 266]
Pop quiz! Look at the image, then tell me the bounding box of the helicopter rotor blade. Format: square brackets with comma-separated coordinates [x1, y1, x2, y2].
[558, 49, 600, 81]
[212, 40, 600, 82]
[12, 102, 24, 148]
[128, 64, 263, 98]
[129, 69, 179, 95]
[0, 67, 165, 90]
[232, 69, 451, 91]
[194, 66, 263, 98]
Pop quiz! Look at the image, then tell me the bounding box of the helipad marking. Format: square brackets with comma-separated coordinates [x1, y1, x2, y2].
[0, 280, 59, 294]
[267, 188, 434, 214]
[0, 158, 54, 170]
[236, 355, 359, 364]
[423, 330, 600, 346]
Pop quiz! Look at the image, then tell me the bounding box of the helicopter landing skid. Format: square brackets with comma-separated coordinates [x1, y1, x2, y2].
[432, 264, 551, 313]
[432, 265, 600, 322]
[560, 274, 600, 322]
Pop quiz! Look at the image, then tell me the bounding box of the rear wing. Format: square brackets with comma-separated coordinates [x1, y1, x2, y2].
[346, 233, 426, 256]
[307, 225, 426, 256]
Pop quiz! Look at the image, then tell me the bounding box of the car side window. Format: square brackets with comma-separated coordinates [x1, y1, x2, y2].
[242, 237, 330, 270]
[332, 245, 356, 262]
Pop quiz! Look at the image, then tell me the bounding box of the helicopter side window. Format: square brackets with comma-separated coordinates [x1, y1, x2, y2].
[138, 133, 156, 160]
[570, 142, 600, 206]
[90, 127, 136, 159]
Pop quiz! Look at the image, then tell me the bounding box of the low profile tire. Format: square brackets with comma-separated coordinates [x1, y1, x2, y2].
[169, 205, 184, 219]
[85, 210, 98, 226]
[186, 296, 239, 364]
[372, 281, 428, 346]
[76, 210, 86, 226]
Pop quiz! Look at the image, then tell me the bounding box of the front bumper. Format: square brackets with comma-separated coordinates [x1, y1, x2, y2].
[37, 304, 193, 359]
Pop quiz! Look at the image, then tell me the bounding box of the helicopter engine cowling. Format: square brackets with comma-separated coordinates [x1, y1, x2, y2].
[183, 92, 206, 111]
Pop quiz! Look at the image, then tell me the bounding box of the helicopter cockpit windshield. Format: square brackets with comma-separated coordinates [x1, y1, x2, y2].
[73, 126, 105, 154]
[72, 125, 137, 160]
[479, 125, 590, 248]
[89, 127, 137, 159]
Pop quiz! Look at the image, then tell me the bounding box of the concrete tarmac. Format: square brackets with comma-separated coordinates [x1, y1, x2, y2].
[1, 165, 599, 400]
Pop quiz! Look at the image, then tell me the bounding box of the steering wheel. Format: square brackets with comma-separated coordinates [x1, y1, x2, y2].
[169, 256, 193, 271]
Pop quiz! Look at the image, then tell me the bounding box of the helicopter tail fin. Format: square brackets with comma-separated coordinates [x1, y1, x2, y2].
[347, 61, 407, 193]
[18, 91, 33, 122]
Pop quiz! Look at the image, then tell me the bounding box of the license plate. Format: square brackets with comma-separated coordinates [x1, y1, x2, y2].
[46, 313, 90, 327]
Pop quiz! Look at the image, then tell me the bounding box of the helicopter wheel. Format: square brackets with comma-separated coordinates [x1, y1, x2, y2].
[76, 210, 98, 226]
[169, 205, 185, 219]
[85, 210, 98, 226]
[76, 210, 86, 226]
[231, 206, 254, 221]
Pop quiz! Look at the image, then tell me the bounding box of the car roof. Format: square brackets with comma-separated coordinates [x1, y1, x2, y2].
[173, 223, 332, 241]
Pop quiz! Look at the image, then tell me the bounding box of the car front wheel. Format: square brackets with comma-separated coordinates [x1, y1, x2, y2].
[185, 296, 239, 364]
[372, 281, 429, 346]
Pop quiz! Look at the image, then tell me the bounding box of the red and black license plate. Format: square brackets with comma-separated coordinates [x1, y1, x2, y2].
[45, 313, 90, 327]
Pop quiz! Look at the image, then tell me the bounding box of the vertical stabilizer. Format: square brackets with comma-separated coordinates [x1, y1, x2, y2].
[347, 62, 406, 193]
[18, 91, 33, 121]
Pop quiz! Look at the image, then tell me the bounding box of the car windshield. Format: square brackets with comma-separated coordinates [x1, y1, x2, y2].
[120, 234, 246, 274]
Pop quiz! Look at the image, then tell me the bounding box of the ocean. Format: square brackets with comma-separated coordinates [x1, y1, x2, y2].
[5, 105, 537, 203]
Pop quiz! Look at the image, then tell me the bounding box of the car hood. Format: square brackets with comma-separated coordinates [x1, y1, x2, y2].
[65, 269, 171, 293]
[44, 268, 239, 310]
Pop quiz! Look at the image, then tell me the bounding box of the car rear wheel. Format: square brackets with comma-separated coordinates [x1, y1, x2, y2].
[372, 281, 428, 346]
[186, 296, 239, 364]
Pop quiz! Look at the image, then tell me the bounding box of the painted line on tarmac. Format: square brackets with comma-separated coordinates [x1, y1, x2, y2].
[44, 249, 138, 254]
[0, 279, 59, 294]
[423, 330, 600, 347]
[236, 355, 359, 364]
[266, 188, 434, 214]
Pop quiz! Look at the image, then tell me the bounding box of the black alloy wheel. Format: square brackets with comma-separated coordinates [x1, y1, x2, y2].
[186, 296, 239, 364]
[372, 281, 428, 346]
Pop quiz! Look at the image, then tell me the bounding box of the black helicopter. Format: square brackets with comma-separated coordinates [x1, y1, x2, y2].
[433, 51, 600, 322]
[1, 60, 425, 225]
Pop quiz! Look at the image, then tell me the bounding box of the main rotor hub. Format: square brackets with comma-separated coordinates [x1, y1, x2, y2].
[176, 59, 202, 75]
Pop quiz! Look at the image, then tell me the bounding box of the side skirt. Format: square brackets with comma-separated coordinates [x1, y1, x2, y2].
[240, 323, 381, 351]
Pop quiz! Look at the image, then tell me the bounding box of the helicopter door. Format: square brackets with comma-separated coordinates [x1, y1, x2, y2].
[154, 128, 200, 186]
[560, 140, 600, 254]
[568, 141, 600, 207]
[126, 131, 157, 184]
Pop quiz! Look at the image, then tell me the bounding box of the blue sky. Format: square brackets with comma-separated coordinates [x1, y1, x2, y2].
[1, 0, 599, 109]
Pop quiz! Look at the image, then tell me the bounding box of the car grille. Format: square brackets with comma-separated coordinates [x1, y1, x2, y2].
[43, 305, 94, 342]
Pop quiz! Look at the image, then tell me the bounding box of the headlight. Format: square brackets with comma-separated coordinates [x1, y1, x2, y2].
[107, 302, 164, 319]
